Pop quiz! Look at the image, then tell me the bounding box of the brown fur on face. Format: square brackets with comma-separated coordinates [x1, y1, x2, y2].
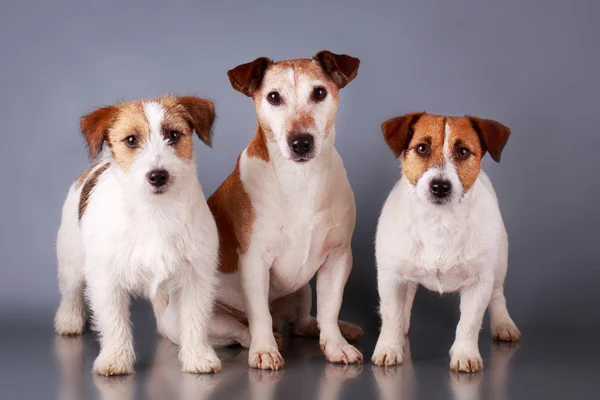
[247, 126, 270, 162]
[80, 96, 215, 171]
[382, 113, 511, 193]
[207, 158, 255, 273]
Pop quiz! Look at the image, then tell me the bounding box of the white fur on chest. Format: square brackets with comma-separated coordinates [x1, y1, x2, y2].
[377, 172, 505, 293]
[239, 147, 355, 298]
[75, 167, 216, 297]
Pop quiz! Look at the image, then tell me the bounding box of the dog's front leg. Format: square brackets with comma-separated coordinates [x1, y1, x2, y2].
[450, 271, 494, 373]
[372, 269, 408, 367]
[316, 247, 363, 364]
[177, 266, 221, 374]
[87, 277, 135, 376]
[240, 249, 283, 370]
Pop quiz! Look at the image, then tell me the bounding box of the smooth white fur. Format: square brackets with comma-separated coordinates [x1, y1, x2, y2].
[372, 124, 519, 371]
[162, 62, 363, 370]
[54, 101, 221, 375]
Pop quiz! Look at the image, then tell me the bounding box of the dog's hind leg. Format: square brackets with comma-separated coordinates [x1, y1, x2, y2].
[488, 244, 521, 342]
[286, 283, 363, 343]
[208, 307, 251, 349]
[54, 195, 86, 336]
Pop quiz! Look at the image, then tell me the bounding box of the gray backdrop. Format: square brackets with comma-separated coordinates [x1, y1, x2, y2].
[1, 0, 599, 337]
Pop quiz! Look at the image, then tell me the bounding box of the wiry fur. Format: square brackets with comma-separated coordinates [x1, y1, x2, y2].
[54, 96, 221, 375]
[372, 114, 520, 372]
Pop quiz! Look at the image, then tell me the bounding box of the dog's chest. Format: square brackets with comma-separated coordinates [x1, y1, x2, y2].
[403, 223, 483, 293]
[268, 205, 342, 295]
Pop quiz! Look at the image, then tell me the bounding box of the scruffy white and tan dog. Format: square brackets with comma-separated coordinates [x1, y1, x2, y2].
[372, 113, 520, 372]
[164, 51, 364, 370]
[54, 96, 221, 376]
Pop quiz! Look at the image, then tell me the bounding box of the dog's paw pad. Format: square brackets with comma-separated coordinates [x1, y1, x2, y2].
[249, 349, 284, 370]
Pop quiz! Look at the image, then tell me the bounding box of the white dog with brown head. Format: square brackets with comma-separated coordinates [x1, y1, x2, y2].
[54, 96, 221, 376]
[163, 51, 364, 370]
[372, 113, 520, 372]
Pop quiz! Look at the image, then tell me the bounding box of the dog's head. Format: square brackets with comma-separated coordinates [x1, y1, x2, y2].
[80, 96, 215, 197]
[227, 50, 360, 163]
[382, 113, 510, 206]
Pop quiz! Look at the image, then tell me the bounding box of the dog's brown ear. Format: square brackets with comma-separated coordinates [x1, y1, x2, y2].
[468, 116, 511, 162]
[227, 57, 273, 97]
[179, 96, 216, 147]
[382, 112, 425, 158]
[314, 50, 360, 89]
[80, 105, 119, 159]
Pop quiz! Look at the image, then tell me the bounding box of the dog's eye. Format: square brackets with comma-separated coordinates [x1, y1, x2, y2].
[168, 130, 181, 144]
[313, 87, 327, 102]
[124, 135, 137, 149]
[267, 91, 281, 105]
[456, 147, 471, 160]
[415, 143, 430, 156]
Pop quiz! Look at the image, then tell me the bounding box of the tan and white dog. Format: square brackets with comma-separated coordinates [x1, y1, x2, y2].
[164, 51, 364, 370]
[372, 113, 520, 372]
[54, 96, 221, 375]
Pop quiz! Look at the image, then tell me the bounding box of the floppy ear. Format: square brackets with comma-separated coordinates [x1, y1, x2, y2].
[468, 116, 511, 162]
[314, 50, 360, 89]
[227, 57, 273, 97]
[382, 112, 425, 158]
[178, 96, 216, 147]
[80, 105, 119, 159]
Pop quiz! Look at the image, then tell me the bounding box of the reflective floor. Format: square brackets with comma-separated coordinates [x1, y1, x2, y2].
[1, 305, 598, 400]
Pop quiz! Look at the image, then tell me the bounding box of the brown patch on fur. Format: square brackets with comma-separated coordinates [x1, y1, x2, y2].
[382, 112, 424, 157]
[390, 113, 509, 192]
[447, 118, 484, 192]
[468, 116, 511, 162]
[177, 96, 215, 147]
[247, 126, 270, 162]
[402, 114, 446, 185]
[106, 102, 148, 171]
[228, 57, 273, 97]
[80, 106, 119, 159]
[76, 161, 101, 188]
[313, 50, 360, 88]
[208, 158, 255, 273]
[78, 162, 109, 221]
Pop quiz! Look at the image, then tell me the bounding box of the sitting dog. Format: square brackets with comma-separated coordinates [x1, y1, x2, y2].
[164, 51, 364, 370]
[372, 113, 520, 372]
[54, 96, 221, 375]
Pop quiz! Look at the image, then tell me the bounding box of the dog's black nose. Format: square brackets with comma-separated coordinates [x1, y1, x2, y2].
[430, 178, 452, 198]
[288, 134, 314, 156]
[147, 169, 169, 187]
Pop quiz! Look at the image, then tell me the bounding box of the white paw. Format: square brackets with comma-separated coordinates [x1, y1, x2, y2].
[449, 347, 483, 373]
[93, 349, 135, 376]
[248, 346, 284, 370]
[372, 342, 404, 367]
[180, 347, 222, 374]
[321, 339, 363, 364]
[492, 322, 521, 342]
[54, 307, 85, 335]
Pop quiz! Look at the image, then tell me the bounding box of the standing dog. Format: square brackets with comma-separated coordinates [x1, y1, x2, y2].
[164, 51, 364, 370]
[54, 96, 221, 375]
[372, 113, 520, 372]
